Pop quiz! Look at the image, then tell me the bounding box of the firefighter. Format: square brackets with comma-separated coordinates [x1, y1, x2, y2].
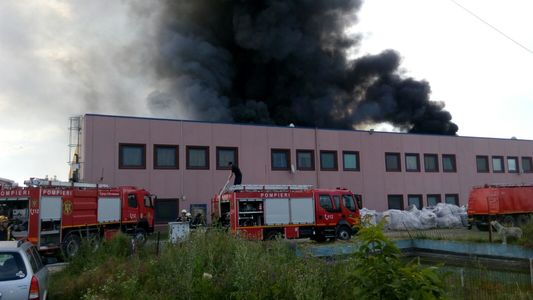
[177, 209, 187, 222]
[228, 162, 242, 185]
[0, 215, 9, 241]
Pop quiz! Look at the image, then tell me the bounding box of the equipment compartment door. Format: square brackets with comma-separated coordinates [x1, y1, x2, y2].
[290, 198, 314, 224]
[264, 198, 290, 225]
[98, 197, 121, 222]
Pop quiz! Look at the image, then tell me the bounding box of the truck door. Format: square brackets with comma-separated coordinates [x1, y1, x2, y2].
[316, 194, 341, 226]
[341, 194, 360, 225]
[123, 193, 139, 222]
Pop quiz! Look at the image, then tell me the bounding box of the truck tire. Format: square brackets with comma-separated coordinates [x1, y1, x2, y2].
[337, 226, 352, 241]
[264, 230, 281, 241]
[62, 234, 81, 258]
[134, 229, 147, 245]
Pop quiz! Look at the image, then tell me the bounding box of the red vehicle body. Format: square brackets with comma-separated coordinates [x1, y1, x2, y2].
[212, 184, 361, 241]
[468, 185, 533, 230]
[0, 179, 155, 256]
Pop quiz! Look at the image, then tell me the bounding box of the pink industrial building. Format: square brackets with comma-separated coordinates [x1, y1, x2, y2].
[78, 113, 533, 223]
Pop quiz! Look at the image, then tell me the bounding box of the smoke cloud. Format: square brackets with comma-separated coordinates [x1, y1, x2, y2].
[149, 0, 458, 135]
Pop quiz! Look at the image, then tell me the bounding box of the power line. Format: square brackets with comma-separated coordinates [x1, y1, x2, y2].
[448, 0, 533, 54]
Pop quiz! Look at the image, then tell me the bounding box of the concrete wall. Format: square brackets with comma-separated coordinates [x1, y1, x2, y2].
[81, 114, 533, 214]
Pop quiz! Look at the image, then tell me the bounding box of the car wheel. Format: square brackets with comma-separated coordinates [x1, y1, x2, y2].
[337, 226, 352, 241]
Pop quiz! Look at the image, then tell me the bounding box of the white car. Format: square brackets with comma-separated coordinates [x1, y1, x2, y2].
[0, 241, 49, 300]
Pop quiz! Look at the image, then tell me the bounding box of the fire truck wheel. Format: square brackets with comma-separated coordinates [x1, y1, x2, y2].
[87, 233, 101, 251]
[264, 231, 281, 241]
[336, 226, 352, 241]
[134, 229, 147, 244]
[62, 234, 81, 258]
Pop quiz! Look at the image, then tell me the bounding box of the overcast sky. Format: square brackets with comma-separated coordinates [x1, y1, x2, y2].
[1, 0, 532, 185]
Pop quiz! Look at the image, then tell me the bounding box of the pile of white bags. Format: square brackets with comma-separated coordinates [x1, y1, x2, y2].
[362, 203, 467, 230]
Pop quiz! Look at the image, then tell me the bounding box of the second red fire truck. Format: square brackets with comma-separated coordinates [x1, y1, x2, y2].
[212, 184, 361, 241]
[0, 178, 156, 257]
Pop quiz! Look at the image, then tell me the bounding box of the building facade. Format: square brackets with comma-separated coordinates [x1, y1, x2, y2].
[79, 114, 533, 223]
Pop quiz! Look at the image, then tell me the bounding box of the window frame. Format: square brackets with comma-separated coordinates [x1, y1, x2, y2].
[387, 194, 404, 210]
[342, 151, 360, 171]
[319, 195, 335, 213]
[118, 143, 146, 169]
[507, 156, 519, 173]
[385, 152, 402, 172]
[128, 194, 138, 208]
[296, 149, 315, 171]
[407, 194, 423, 210]
[442, 154, 457, 173]
[405, 153, 420, 172]
[153, 144, 179, 170]
[476, 155, 489, 173]
[271, 148, 291, 171]
[320, 150, 338, 171]
[186, 145, 210, 170]
[491, 156, 504, 173]
[423, 153, 439, 172]
[426, 194, 441, 207]
[444, 194, 459, 206]
[522, 156, 533, 173]
[216, 147, 238, 170]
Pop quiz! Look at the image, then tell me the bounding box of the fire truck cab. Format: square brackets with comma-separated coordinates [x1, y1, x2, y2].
[212, 184, 361, 241]
[0, 178, 156, 257]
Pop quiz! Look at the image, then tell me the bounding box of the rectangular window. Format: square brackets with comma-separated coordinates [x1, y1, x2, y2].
[476, 155, 489, 172]
[296, 150, 315, 171]
[427, 194, 441, 207]
[424, 154, 439, 172]
[154, 145, 178, 169]
[385, 152, 401, 172]
[320, 150, 338, 171]
[119, 143, 146, 169]
[492, 156, 504, 173]
[216, 147, 238, 170]
[319, 195, 335, 212]
[387, 194, 404, 210]
[445, 194, 459, 206]
[522, 157, 533, 173]
[128, 194, 137, 208]
[507, 156, 519, 173]
[343, 151, 360, 171]
[407, 194, 423, 209]
[186, 146, 209, 170]
[271, 149, 290, 170]
[442, 154, 457, 172]
[405, 153, 420, 172]
[343, 194, 357, 212]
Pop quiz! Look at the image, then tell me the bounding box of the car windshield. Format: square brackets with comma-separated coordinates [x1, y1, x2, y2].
[0, 252, 27, 281]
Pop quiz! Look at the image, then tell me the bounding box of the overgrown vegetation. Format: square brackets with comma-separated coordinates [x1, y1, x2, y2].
[519, 218, 533, 248]
[50, 225, 447, 299]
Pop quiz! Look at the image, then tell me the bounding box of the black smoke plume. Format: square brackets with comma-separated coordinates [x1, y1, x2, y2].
[149, 0, 458, 135]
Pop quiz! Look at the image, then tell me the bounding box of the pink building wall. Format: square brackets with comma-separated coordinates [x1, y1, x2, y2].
[81, 114, 533, 214]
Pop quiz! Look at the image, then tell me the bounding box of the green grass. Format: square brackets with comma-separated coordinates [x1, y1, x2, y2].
[50, 227, 447, 300]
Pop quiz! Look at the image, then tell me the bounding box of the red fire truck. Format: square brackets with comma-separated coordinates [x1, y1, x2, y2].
[0, 178, 155, 257]
[212, 184, 361, 241]
[468, 184, 533, 230]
